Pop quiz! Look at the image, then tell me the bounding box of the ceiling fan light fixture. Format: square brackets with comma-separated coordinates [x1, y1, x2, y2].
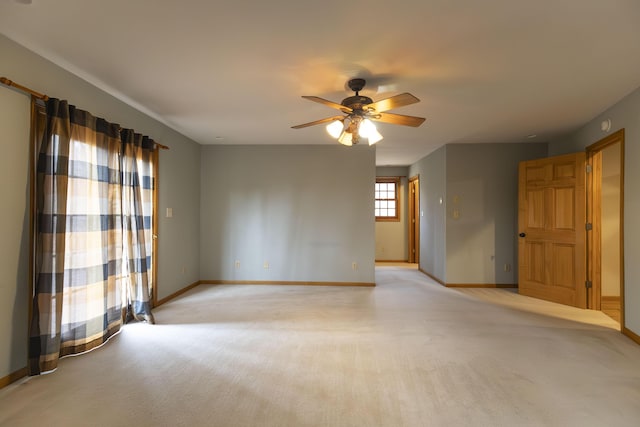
[292, 78, 424, 147]
[326, 119, 344, 138]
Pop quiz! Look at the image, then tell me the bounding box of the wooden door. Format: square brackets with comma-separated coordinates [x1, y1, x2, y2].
[518, 152, 587, 308]
[408, 176, 419, 263]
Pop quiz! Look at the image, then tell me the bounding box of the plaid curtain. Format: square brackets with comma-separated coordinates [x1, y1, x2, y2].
[120, 129, 155, 323]
[29, 99, 156, 375]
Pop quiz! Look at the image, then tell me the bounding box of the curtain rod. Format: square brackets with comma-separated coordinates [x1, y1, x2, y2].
[1, 76, 49, 100]
[1, 76, 169, 150]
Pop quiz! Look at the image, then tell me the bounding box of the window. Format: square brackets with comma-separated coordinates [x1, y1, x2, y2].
[375, 177, 400, 221]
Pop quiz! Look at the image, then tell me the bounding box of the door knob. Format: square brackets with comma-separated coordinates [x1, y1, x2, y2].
[518, 232, 526, 238]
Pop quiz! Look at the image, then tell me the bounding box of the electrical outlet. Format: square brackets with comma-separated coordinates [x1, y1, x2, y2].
[181, 266, 186, 274]
[235, 260, 240, 269]
[504, 264, 511, 272]
[352, 262, 358, 271]
[263, 261, 269, 269]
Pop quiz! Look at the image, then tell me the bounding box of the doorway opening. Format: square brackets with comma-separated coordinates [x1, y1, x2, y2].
[586, 129, 624, 329]
[408, 176, 420, 264]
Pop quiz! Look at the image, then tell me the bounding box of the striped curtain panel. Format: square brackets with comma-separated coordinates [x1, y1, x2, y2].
[29, 99, 156, 375]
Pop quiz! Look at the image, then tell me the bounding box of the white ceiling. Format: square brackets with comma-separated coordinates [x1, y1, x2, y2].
[2, 0, 640, 165]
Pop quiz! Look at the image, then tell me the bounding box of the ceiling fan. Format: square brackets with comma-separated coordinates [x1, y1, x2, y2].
[291, 78, 425, 146]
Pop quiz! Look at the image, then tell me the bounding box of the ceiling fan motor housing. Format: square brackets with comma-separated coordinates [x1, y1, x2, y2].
[341, 95, 373, 111]
[343, 78, 373, 112]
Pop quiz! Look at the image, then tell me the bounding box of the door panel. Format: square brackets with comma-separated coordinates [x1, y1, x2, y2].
[554, 188, 575, 229]
[525, 241, 545, 283]
[527, 190, 545, 228]
[553, 244, 575, 287]
[518, 152, 586, 308]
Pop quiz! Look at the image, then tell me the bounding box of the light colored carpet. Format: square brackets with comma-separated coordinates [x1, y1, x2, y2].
[1, 266, 640, 427]
[451, 287, 621, 329]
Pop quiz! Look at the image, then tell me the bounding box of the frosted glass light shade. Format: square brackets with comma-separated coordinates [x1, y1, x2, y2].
[338, 131, 353, 146]
[359, 119, 375, 137]
[326, 120, 344, 138]
[367, 128, 383, 145]
[359, 119, 383, 145]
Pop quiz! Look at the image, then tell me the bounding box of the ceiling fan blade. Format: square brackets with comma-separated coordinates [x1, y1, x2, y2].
[365, 93, 420, 113]
[291, 115, 344, 129]
[373, 112, 426, 127]
[302, 96, 352, 113]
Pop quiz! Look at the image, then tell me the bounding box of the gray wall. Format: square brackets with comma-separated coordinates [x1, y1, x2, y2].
[445, 143, 548, 284]
[0, 86, 30, 381]
[0, 34, 201, 380]
[408, 143, 547, 284]
[549, 86, 640, 335]
[156, 136, 201, 300]
[200, 145, 376, 284]
[409, 146, 447, 282]
[375, 166, 408, 261]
